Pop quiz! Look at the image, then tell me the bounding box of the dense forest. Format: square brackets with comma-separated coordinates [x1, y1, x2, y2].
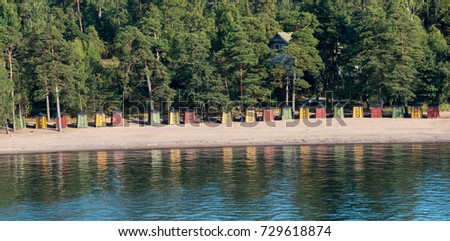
[1, 0, 449, 129]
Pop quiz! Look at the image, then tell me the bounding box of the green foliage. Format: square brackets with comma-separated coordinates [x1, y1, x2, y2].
[385, 3, 427, 102]
[270, 11, 323, 102]
[0, 59, 12, 127]
[1, 0, 450, 126]
[342, 3, 430, 104]
[307, 1, 351, 93]
[115, 25, 174, 108]
[417, 25, 450, 103]
[171, 31, 227, 107]
[343, 5, 390, 101]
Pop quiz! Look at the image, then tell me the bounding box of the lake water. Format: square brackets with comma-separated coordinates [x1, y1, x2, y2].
[0, 144, 449, 221]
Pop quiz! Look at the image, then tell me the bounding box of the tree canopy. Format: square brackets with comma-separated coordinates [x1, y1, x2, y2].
[0, 0, 449, 128]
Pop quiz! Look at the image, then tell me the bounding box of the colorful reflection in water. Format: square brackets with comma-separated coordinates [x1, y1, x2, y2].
[0, 143, 449, 221]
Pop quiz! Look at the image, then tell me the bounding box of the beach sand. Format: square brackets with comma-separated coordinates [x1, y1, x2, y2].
[1, 112, 450, 155]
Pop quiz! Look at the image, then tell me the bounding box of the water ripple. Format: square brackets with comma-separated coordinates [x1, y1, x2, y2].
[0, 143, 449, 220]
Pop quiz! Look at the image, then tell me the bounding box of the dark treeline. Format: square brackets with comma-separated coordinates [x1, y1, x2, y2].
[1, 0, 449, 128]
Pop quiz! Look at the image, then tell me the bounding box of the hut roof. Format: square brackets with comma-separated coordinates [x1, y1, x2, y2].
[277, 32, 293, 42]
[269, 32, 293, 45]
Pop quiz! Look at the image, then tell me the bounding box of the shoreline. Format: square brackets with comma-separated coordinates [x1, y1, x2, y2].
[2, 140, 449, 156]
[1, 116, 450, 155]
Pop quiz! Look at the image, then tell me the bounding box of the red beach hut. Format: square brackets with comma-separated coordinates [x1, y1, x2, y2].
[111, 110, 123, 127]
[370, 104, 383, 118]
[56, 112, 68, 128]
[315, 104, 326, 118]
[427, 104, 440, 118]
[263, 107, 274, 121]
[184, 109, 195, 124]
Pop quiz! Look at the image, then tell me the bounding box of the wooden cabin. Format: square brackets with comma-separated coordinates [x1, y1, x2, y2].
[269, 32, 293, 50]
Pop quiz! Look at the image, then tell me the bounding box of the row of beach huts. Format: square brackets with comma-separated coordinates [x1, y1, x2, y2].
[27, 103, 441, 129]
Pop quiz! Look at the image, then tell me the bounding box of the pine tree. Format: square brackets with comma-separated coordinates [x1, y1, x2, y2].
[0, 1, 448, 120]
[270, 11, 323, 106]
[115, 26, 173, 111]
[159, 0, 187, 42]
[0, 58, 12, 134]
[240, 15, 272, 105]
[417, 25, 450, 103]
[1, 1, 22, 131]
[344, 5, 397, 104]
[385, 2, 427, 104]
[308, 1, 351, 95]
[253, 0, 281, 40]
[217, 24, 258, 106]
[82, 26, 112, 113]
[171, 31, 228, 109]
[27, 14, 82, 131]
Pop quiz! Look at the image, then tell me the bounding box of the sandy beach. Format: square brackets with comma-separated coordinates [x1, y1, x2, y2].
[1, 113, 450, 155]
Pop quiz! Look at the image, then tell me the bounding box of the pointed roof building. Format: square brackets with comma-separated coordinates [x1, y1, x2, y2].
[269, 32, 293, 50]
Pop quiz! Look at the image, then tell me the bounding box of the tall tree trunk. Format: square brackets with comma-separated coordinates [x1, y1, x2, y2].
[46, 87, 51, 121]
[52, 43, 62, 132]
[144, 61, 154, 110]
[19, 103, 23, 130]
[224, 78, 230, 100]
[8, 49, 15, 132]
[139, 0, 142, 17]
[404, 97, 409, 117]
[18, 78, 23, 130]
[77, 0, 83, 32]
[292, 73, 296, 110]
[378, 87, 382, 104]
[156, 51, 160, 62]
[4, 121, 9, 135]
[285, 77, 289, 106]
[98, 6, 102, 18]
[152, 33, 161, 62]
[239, 64, 243, 100]
[56, 85, 62, 132]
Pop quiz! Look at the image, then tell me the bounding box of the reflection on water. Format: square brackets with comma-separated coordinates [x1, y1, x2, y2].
[0, 144, 449, 221]
[354, 145, 364, 172]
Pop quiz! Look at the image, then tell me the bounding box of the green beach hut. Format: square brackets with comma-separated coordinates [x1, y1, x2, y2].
[282, 106, 293, 121]
[334, 104, 345, 118]
[148, 110, 161, 125]
[77, 111, 88, 128]
[392, 105, 404, 118]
